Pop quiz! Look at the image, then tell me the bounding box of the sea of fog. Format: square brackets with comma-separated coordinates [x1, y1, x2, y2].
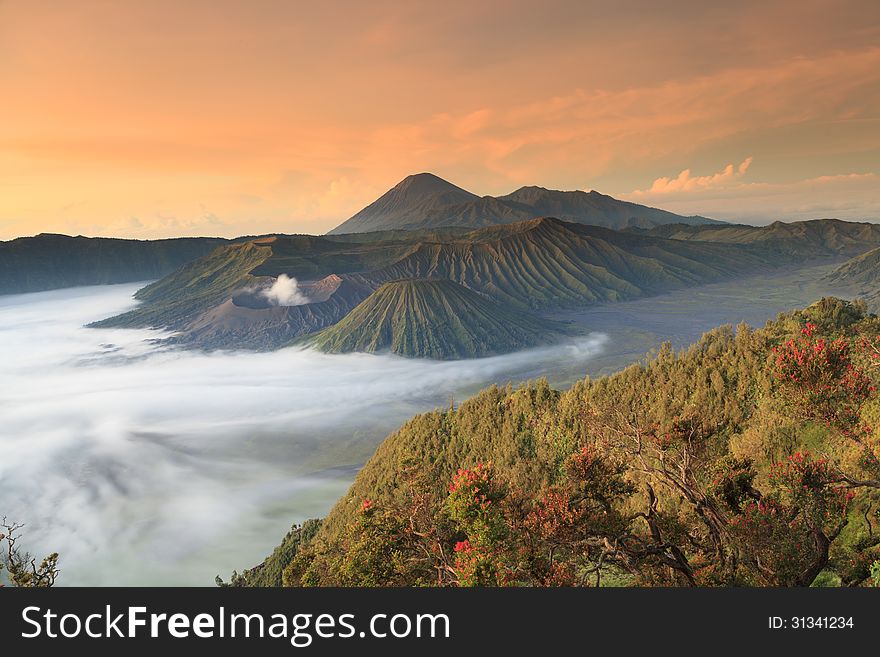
[0, 283, 609, 585]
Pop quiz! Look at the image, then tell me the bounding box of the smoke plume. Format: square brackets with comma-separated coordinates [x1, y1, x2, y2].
[260, 274, 310, 306]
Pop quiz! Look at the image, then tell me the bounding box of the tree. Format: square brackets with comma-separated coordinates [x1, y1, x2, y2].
[773, 321, 880, 490]
[0, 518, 59, 587]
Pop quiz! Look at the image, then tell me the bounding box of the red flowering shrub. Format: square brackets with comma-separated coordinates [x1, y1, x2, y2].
[446, 462, 509, 546]
[769, 451, 854, 521]
[524, 490, 579, 542]
[726, 498, 813, 586]
[444, 462, 515, 586]
[772, 323, 875, 433]
[451, 539, 511, 586]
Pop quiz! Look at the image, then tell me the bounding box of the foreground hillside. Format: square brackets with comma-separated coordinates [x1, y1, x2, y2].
[0, 233, 226, 295]
[226, 298, 880, 587]
[311, 279, 561, 359]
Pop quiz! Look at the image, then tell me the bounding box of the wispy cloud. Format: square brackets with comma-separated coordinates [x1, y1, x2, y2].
[631, 158, 753, 196]
[623, 169, 880, 223]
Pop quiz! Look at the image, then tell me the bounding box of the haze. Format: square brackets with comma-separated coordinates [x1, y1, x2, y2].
[2, 0, 879, 240]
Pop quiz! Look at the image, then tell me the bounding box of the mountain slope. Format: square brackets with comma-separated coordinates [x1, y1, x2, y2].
[91, 216, 880, 353]
[329, 173, 480, 234]
[328, 173, 720, 234]
[827, 246, 880, 286]
[826, 247, 880, 311]
[0, 233, 227, 295]
[353, 217, 774, 310]
[173, 276, 374, 350]
[499, 186, 714, 229]
[633, 219, 880, 258]
[92, 235, 418, 330]
[93, 217, 817, 350]
[310, 278, 558, 359]
[89, 241, 274, 329]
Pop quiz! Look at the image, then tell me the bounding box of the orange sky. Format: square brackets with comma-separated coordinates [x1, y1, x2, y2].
[1, 0, 879, 240]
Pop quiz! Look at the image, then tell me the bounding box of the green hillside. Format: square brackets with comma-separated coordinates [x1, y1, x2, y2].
[310, 278, 561, 359]
[0, 233, 227, 295]
[90, 241, 274, 329]
[229, 297, 880, 588]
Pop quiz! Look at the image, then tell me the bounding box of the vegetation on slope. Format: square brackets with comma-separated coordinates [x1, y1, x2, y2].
[310, 278, 561, 359]
[234, 297, 880, 587]
[90, 241, 274, 329]
[217, 520, 322, 588]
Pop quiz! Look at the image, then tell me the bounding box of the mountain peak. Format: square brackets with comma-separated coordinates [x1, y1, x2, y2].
[328, 173, 479, 235]
[394, 172, 468, 194]
[329, 175, 723, 234]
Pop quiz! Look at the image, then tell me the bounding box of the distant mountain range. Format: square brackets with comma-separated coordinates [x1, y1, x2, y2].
[0, 233, 227, 295]
[631, 218, 880, 258]
[93, 215, 880, 357]
[328, 172, 719, 234]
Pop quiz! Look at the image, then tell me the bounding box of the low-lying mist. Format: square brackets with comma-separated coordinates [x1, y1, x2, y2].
[0, 283, 607, 585]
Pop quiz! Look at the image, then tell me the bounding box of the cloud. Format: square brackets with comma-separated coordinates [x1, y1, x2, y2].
[622, 170, 880, 223]
[632, 157, 753, 195]
[0, 283, 608, 585]
[3, 30, 880, 238]
[260, 274, 310, 306]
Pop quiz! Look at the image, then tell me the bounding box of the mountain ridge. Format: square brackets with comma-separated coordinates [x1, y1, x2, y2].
[328, 173, 720, 234]
[0, 233, 228, 295]
[92, 215, 880, 353]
